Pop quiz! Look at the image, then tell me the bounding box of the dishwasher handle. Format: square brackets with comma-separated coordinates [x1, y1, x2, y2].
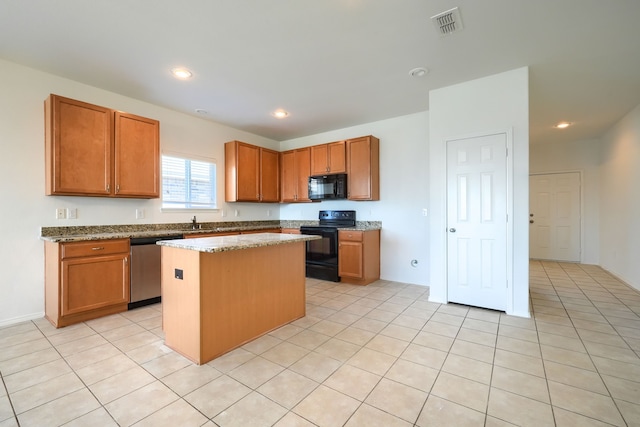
[130, 235, 183, 246]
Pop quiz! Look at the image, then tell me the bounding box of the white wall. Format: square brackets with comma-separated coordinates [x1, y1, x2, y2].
[279, 112, 431, 286]
[599, 104, 640, 290]
[428, 67, 530, 317]
[529, 139, 601, 264]
[0, 59, 282, 326]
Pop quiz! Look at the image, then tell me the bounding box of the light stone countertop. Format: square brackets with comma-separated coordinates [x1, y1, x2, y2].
[40, 220, 381, 243]
[156, 232, 321, 253]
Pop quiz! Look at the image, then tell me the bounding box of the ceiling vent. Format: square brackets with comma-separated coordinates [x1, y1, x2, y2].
[431, 7, 463, 36]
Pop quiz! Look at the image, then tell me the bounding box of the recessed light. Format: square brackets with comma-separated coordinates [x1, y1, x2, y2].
[171, 67, 193, 79]
[272, 109, 289, 119]
[409, 67, 429, 78]
[555, 122, 572, 129]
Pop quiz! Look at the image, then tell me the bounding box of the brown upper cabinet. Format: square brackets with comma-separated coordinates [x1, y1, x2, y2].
[44, 94, 160, 198]
[346, 136, 380, 201]
[225, 140, 280, 202]
[281, 147, 311, 203]
[310, 140, 346, 175]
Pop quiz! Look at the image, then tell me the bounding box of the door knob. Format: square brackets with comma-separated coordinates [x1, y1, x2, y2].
[449, 228, 456, 233]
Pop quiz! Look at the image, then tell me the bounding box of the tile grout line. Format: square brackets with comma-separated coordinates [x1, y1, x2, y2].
[0, 368, 20, 427]
[542, 260, 633, 425]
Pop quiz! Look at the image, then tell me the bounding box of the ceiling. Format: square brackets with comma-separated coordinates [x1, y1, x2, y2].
[1, 0, 639, 144]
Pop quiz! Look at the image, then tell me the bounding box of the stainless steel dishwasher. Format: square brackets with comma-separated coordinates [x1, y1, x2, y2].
[129, 235, 182, 309]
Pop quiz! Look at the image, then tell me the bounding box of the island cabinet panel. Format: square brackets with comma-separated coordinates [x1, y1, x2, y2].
[45, 94, 160, 198]
[346, 136, 380, 201]
[225, 140, 280, 202]
[310, 140, 346, 175]
[280, 147, 311, 202]
[45, 239, 130, 328]
[161, 242, 306, 364]
[338, 229, 380, 285]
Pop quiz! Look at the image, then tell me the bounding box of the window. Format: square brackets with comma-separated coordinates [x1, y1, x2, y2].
[161, 154, 217, 209]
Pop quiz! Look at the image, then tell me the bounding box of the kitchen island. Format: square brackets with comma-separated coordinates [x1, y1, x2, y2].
[158, 232, 320, 364]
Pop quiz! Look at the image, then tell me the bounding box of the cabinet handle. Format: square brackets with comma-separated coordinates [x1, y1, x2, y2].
[116, 184, 120, 193]
[91, 247, 105, 251]
[124, 256, 128, 264]
[106, 184, 110, 192]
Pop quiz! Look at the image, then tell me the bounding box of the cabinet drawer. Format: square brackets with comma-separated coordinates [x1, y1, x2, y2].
[339, 230, 363, 242]
[62, 239, 130, 259]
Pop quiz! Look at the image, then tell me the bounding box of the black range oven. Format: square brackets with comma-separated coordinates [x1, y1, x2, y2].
[300, 210, 356, 282]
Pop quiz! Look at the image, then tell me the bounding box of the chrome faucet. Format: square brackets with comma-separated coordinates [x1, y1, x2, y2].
[191, 215, 198, 230]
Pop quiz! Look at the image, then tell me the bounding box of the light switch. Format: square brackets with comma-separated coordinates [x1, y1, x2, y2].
[67, 208, 77, 219]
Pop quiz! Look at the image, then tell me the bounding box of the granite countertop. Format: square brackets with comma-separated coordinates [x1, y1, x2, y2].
[157, 232, 321, 253]
[40, 222, 281, 243]
[40, 220, 382, 243]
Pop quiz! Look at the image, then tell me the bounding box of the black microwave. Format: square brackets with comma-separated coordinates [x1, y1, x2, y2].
[308, 173, 347, 200]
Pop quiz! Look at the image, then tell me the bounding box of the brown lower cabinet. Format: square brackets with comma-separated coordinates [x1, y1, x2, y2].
[281, 228, 301, 234]
[338, 229, 380, 285]
[184, 232, 239, 238]
[45, 239, 130, 327]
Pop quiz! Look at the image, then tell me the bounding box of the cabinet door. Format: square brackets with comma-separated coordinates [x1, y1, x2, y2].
[338, 241, 363, 279]
[114, 112, 160, 198]
[61, 254, 129, 316]
[236, 142, 260, 201]
[327, 141, 346, 173]
[46, 95, 112, 196]
[347, 136, 380, 201]
[281, 150, 297, 202]
[260, 148, 280, 202]
[310, 144, 329, 175]
[295, 148, 311, 201]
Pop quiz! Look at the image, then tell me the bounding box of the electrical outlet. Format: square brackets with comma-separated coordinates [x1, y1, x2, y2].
[267, 209, 271, 217]
[234, 209, 239, 217]
[422, 208, 428, 217]
[67, 208, 77, 219]
[220, 209, 227, 217]
[55, 208, 66, 219]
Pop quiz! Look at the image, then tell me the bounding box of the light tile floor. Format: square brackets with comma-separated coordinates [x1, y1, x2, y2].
[1, 261, 640, 426]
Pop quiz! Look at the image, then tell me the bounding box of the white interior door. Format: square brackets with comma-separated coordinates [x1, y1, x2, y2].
[529, 172, 581, 262]
[447, 133, 508, 311]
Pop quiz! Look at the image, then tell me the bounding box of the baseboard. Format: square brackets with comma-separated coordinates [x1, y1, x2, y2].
[0, 311, 45, 328]
[506, 308, 531, 318]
